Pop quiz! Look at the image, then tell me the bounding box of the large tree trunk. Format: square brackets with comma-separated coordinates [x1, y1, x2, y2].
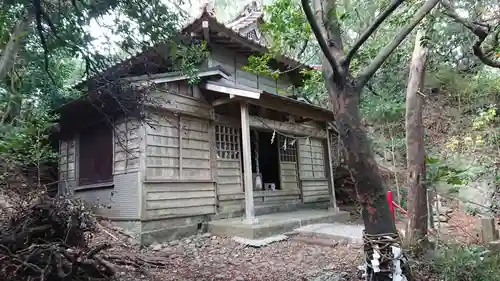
[312, 0, 396, 236]
[0, 13, 31, 125]
[330, 83, 398, 235]
[0, 13, 30, 82]
[405, 29, 429, 248]
[303, 0, 439, 279]
[324, 79, 404, 281]
[313, 0, 401, 279]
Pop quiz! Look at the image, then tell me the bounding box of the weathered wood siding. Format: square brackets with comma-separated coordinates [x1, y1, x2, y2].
[254, 190, 301, 206]
[298, 138, 329, 203]
[141, 79, 217, 220]
[143, 182, 216, 219]
[145, 113, 211, 180]
[143, 109, 216, 219]
[111, 117, 142, 219]
[114, 118, 141, 174]
[217, 190, 301, 215]
[215, 124, 242, 194]
[300, 180, 330, 203]
[149, 82, 213, 119]
[209, 47, 294, 95]
[58, 118, 143, 219]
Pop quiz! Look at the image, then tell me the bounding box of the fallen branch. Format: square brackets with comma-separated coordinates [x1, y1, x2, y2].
[0, 195, 157, 281]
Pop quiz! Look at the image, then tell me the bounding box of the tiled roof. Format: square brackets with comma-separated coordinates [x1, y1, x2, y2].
[73, 2, 309, 87]
[225, 1, 263, 33]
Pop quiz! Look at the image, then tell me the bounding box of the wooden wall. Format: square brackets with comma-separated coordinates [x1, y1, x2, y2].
[209, 47, 294, 95]
[214, 123, 243, 212]
[145, 112, 211, 180]
[114, 118, 141, 174]
[143, 109, 216, 219]
[298, 138, 330, 203]
[58, 73, 336, 225]
[149, 81, 213, 120]
[58, 118, 143, 219]
[143, 182, 216, 219]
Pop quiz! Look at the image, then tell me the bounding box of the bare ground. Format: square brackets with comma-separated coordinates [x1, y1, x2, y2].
[93, 205, 486, 281]
[95, 222, 364, 281]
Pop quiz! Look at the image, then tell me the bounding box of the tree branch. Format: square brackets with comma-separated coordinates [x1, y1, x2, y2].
[441, 0, 500, 69]
[355, 0, 440, 90]
[300, 0, 343, 81]
[471, 28, 500, 69]
[296, 39, 309, 59]
[278, 40, 317, 75]
[345, 0, 405, 67]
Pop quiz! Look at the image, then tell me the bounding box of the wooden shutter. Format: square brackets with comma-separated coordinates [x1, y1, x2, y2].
[78, 122, 113, 185]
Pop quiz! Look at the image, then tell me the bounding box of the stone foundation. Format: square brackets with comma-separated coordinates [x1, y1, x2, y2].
[111, 202, 342, 245]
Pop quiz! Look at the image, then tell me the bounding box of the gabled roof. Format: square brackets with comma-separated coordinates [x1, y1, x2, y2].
[74, 4, 309, 88]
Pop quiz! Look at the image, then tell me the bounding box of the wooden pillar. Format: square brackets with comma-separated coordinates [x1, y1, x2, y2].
[326, 124, 338, 211]
[241, 101, 257, 224]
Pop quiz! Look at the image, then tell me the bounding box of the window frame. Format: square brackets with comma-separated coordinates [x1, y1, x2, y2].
[77, 121, 114, 187]
[215, 124, 241, 160]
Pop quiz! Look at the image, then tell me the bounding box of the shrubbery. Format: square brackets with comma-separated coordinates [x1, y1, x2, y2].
[432, 244, 500, 281]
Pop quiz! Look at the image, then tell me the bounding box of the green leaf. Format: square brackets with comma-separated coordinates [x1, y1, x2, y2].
[425, 155, 440, 164]
[446, 176, 464, 185]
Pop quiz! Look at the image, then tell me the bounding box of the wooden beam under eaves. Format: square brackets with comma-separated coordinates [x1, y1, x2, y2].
[202, 82, 261, 99]
[212, 95, 242, 107]
[202, 20, 210, 43]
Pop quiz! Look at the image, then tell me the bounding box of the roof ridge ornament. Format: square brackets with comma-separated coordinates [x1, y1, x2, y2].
[244, 1, 262, 15]
[200, 0, 216, 17]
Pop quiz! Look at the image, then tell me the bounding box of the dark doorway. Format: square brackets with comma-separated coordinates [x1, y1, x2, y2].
[255, 130, 280, 190]
[241, 129, 281, 190]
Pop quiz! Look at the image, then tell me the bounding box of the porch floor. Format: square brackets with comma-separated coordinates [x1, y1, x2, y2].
[207, 209, 351, 240]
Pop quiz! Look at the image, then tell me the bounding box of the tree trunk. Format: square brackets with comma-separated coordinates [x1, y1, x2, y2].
[405, 29, 428, 249]
[313, 0, 401, 278]
[324, 60, 408, 281]
[332, 84, 397, 235]
[0, 13, 30, 82]
[304, 0, 439, 279]
[312, 0, 396, 236]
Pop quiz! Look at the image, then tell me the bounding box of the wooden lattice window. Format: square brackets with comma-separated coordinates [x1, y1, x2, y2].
[309, 138, 326, 178]
[215, 125, 240, 160]
[279, 136, 297, 162]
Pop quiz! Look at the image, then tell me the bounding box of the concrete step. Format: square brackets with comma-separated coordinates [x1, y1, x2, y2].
[293, 222, 364, 243]
[208, 209, 351, 240]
